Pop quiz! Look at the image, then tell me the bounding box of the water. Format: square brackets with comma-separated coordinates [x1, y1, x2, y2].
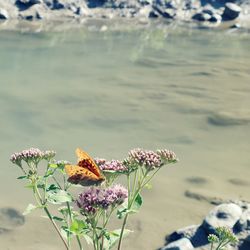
[0, 23, 250, 250]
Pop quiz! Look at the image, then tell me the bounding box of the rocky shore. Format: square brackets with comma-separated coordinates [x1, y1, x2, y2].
[0, 0, 250, 30]
[161, 201, 250, 250]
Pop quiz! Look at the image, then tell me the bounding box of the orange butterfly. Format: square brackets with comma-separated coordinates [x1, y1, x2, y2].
[65, 148, 105, 186]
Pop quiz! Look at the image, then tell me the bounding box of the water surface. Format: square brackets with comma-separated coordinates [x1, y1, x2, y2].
[0, 24, 250, 250]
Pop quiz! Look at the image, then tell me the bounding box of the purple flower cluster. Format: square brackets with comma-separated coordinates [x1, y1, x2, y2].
[94, 158, 107, 167]
[156, 149, 178, 163]
[127, 148, 161, 170]
[77, 184, 128, 214]
[99, 160, 128, 172]
[10, 148, 56, 165]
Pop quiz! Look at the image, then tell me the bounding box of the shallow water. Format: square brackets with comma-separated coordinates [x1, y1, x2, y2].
[0, 23, 250, 250]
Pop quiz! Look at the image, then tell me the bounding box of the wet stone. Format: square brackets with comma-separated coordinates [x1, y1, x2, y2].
[209, 14, 222, 22]
[202, 203, 242, 234]
[192, 12, 211, 21]
[0, 8, 9, 19]
[222, 3, 241, 20]
[162, 237, 194, 250]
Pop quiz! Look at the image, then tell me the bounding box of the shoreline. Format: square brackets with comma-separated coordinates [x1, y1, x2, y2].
[0, 0, 250, 32]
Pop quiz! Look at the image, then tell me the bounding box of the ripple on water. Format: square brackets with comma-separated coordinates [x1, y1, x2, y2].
[208, 111, 250, 126]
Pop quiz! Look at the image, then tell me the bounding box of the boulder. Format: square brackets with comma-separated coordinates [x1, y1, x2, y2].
[234, 208, 250, 232]
[162, 238, 194, 250]
[0, 8, 9, 19]
[192, 12, 211, 21]
[202, 203, 242, 234]
[209, 14, 222, 22]
[222, 3, 241, 20]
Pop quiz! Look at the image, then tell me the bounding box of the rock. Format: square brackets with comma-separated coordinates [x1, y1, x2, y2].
[162, 238, 194, 250]
[192, 12, 211, 21]
[222, 3, 241, 21]
[149, 10, 159, 18]
[18, 0, 42, 4]
[19, 4, 47, 20]
[234, 209, 250, 232]
[0, 8, 9, 19]
[209, 14, 222, 23]
[167, 225, 208, 248]
[202, 203, 242, 234]
[152, 5, 175, 19]
[167, 225, 199, 242]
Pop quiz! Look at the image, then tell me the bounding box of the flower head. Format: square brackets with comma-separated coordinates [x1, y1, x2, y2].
[94, 158, 107, 167]
[10, 148, 56, 166]
[127, 148, 161, 170]
[77, 185, 128, 215]
[43, 150, 56, 161]
[99, 160, 128, 173]
[156, 149, 178, 163]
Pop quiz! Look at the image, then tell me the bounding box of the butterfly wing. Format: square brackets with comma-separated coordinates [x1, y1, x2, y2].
[65, 164, 104, 186]
[75, 148, 104, 179]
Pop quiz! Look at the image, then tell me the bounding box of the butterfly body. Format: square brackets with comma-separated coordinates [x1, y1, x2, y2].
[65, 148, 105, 186]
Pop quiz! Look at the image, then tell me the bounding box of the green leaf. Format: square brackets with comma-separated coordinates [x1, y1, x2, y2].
[117, 207, 128, 219]
[52, 216, 64, 222]
[48, 163, 58, 169]
[130, 193, 143, 212]
[46, 184, 59, 191]
[47, 190, 73, 204]
[44, 169, 55, 177]
[83, 234, 93, 245]
[23, 204, 38, 215]
[17, 175, 27, 180]
[103, 229, 132, 249]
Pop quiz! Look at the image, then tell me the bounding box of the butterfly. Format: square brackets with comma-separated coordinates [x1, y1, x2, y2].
[65, 148, 105, 186]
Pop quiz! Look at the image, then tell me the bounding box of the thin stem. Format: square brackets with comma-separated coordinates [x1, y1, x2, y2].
[117, 213, 129, 250]
[66, 202, 83, 250]
[33, 179, 69, 250]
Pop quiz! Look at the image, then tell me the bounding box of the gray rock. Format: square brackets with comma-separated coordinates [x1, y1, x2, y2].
[222, 3, 241, 20]
[209, 13, 222, 22]
[0, 8, 9, 19]
[202, 203, 242, 234]
[153, 5, 176, 18]
[192, 12, 211, 21]
[234, 209, 250, 232]
[162, 238, 194, 250]
[19, 3, 47, 20]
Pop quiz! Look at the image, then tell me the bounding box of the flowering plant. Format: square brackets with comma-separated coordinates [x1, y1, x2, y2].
[10, 147, 178, 250]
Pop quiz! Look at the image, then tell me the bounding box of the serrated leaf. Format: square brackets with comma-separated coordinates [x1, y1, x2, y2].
[23, 204, 38, 215]
[47, 190, 73, 204]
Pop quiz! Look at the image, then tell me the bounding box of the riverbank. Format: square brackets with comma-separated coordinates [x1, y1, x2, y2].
[0, 0, 250, 31]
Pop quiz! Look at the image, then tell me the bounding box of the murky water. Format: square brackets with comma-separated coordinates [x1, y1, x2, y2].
[0, 23, 250, 250]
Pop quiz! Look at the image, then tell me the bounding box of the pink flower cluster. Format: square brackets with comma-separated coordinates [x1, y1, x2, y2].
[95, 158, 128, 173]
[77, 184, 128, 214]
[128, 148, 162, 169]
[10, 148, 56, 165]
[156, 149, 178, 163]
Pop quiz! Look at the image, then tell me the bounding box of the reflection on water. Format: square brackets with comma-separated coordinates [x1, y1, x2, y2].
[0, 25, 250, 250]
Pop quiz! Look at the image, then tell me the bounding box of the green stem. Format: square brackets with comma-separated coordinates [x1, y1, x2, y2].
[33, 179, 69, 250]
[117, 213, 129, 250]
[66, 202, 83, 250]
